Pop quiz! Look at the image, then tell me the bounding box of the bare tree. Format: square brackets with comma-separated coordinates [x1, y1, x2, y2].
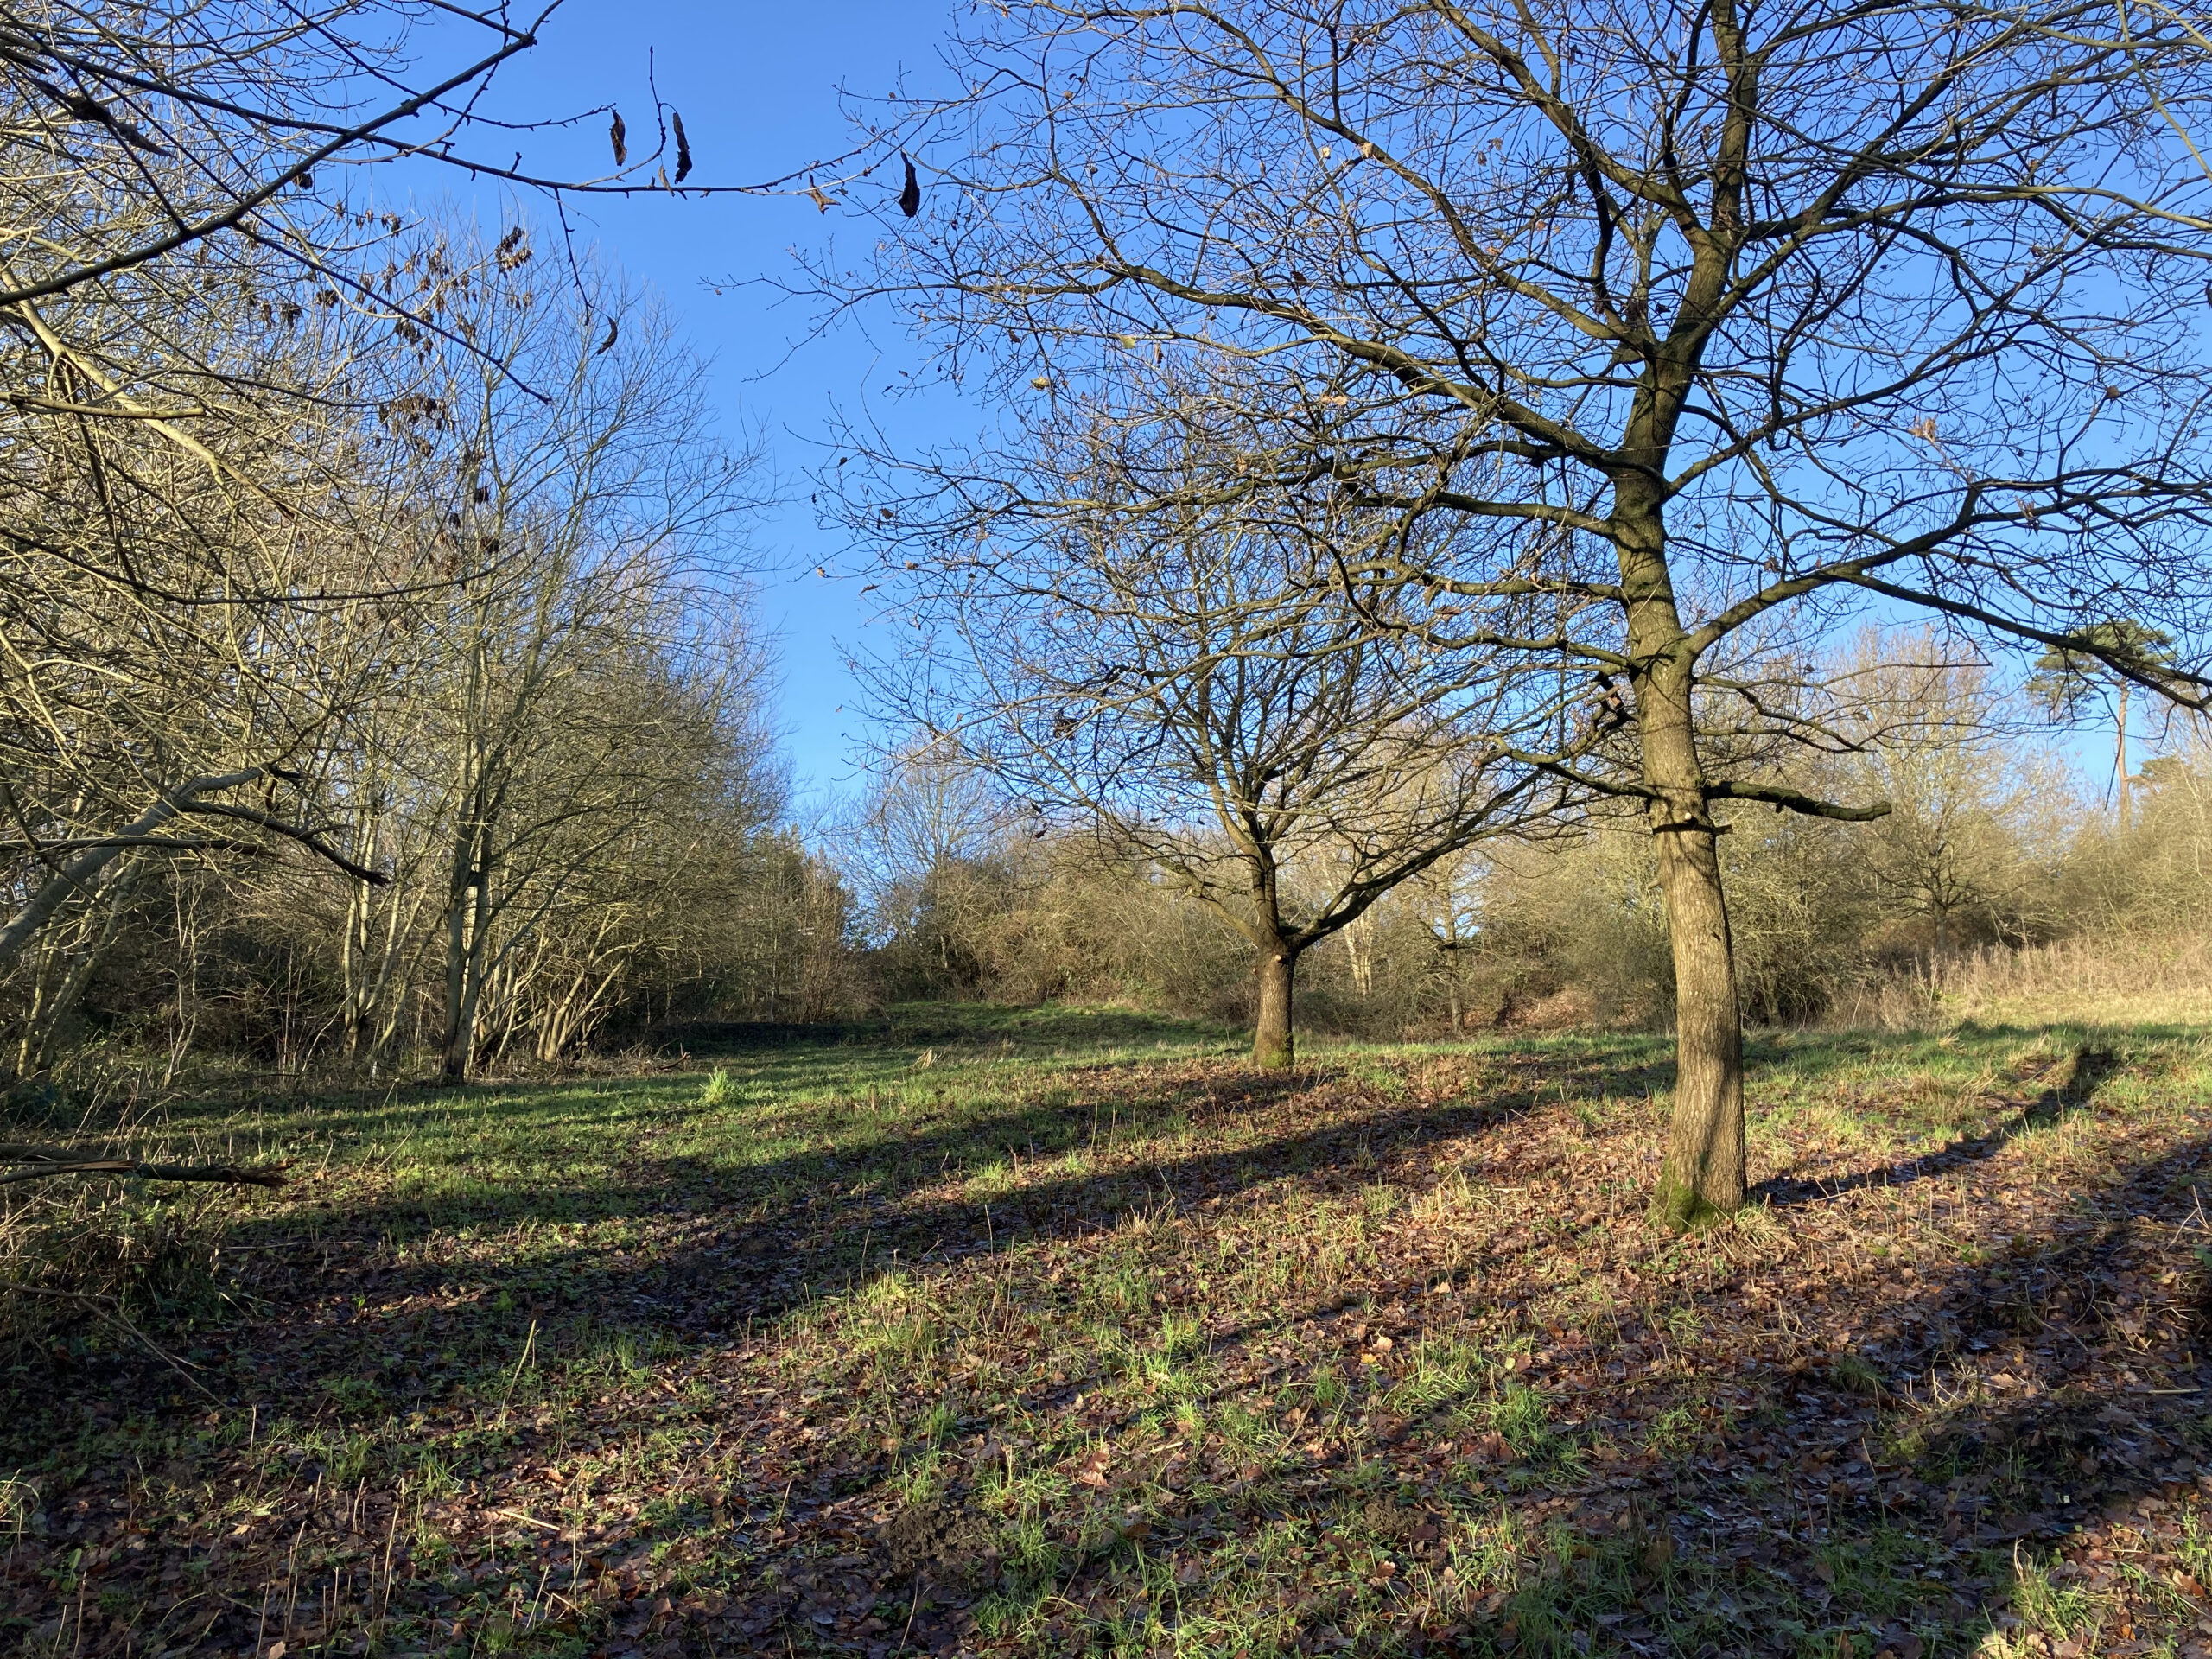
[843, 738, 1039, 994]
[0, 231, 410, 999]
[853, 394, 1570, 1065]
[823, 0, 2212, 1219]
[0, 0, 845, 988]
[1829, 632, 2048, 956]
[387, 257, 765, 1083]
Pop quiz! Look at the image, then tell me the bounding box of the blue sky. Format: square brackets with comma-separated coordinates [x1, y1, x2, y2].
[384, 0, 968, 810]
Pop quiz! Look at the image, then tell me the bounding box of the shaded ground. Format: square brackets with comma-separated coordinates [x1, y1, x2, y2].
[2, 1009, 2209, 1657]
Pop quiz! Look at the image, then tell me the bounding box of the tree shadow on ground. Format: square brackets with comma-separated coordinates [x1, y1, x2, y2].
[1751, 1041, 2120, 1208]
[8, 1022, 2207, 1658]
[186, 1039, 1688, 1313]
[855, 1125, 2212, 1658]
[32, 1023, 2137, 1411]
[656, 1002, 1243, 1058]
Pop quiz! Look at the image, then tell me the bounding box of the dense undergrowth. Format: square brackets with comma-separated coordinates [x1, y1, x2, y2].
[2, 1006, 2209, 1657]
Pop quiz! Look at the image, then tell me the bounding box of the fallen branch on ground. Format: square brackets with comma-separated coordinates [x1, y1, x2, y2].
[0, 1142, 288, 1188]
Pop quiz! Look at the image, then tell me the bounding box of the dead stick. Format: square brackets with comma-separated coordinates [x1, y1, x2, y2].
[0, 1158, 287, 1188]
[5, 1284, 218, 1401]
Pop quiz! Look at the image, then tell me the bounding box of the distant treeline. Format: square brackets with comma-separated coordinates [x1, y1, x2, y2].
[13, 635, 2206, 1079]
[842, 645, 2212, 1041]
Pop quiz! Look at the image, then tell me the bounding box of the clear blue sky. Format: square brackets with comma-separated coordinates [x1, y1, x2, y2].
[386, 0, 967, 810]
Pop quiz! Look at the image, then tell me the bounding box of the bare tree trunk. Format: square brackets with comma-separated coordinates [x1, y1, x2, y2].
[2115, 678, 2130, 824]
[442, 822, 488, 1084]
[1252, 945, 1297, 1069]
[442, 893, 470, 1082]
[1624, 498, 1745, 1225]
[1649, 801, 1746, 1224]
[342, 874, 369, 1058]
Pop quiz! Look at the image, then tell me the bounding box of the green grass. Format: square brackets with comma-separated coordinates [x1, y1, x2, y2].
[3, 1007, 2211, 1656]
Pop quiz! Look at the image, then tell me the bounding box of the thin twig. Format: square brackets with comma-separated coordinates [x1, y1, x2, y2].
[486, 1507, 561, 1532]
[500, 1319, 537, 1406]
[4, 1283, 218, 1401]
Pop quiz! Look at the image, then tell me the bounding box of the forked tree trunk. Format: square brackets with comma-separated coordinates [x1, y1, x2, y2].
[1252, 946, 1298, 1069]
[1621, 490, 1746, 1224]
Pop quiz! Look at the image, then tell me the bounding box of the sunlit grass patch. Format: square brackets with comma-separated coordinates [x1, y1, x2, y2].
[1388, 1333, 1487, 1414]
[1987, 1544, 2107, 1654]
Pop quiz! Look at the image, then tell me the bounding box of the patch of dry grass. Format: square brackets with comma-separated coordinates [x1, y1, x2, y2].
[1825, 934, 2212, 1029]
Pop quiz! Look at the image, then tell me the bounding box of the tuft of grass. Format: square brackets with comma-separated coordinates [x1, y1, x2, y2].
[1645, 1402, 1696, 1457]
[1488, 1380, 1560, 1460]
[1997, 1545, 2105, 1651]
[2179, 1510, 2212, 1586]
[1830, 1351, 1885, 1395]
[1389, 1334, 1484, 1414]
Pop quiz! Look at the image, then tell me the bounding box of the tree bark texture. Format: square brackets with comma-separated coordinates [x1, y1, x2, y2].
[1649, 801, 1747, 1224]
[1252, 947, 1297, 1069]
[1621, 491, 1747, 1224]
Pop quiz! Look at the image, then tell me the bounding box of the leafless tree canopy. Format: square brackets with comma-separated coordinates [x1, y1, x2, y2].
[0, 0, 825, 1023]
[849, 0, 2212, 670]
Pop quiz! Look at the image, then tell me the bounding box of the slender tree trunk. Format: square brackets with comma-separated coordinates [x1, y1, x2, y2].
[442, 888, 471, 1082]
[1252, 945, 1298, 1069]
[1619, 490, 1746, 1225]
[2115, 679, 2130, 823]
[450, 868, 494, 1081]
[442, 820, 486, 1084]
[342, 877, 366, 1058]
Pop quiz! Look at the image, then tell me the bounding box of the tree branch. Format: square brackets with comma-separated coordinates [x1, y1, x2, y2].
[1707, 781, 1893, 821]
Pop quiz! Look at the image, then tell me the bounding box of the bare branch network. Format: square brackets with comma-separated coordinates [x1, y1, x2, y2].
[822, 0, 2212, 1213]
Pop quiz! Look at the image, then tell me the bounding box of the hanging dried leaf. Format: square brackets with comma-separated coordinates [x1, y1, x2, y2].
[899, 154, 921, 218]
[671, 111, 692, 184]
[805, 183, 836, 213]
[595, 315, 618, 355]
[608, 109, 627, 168]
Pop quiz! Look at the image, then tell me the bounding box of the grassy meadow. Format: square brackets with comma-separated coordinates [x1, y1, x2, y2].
[3, 1006, 2212, 1657]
